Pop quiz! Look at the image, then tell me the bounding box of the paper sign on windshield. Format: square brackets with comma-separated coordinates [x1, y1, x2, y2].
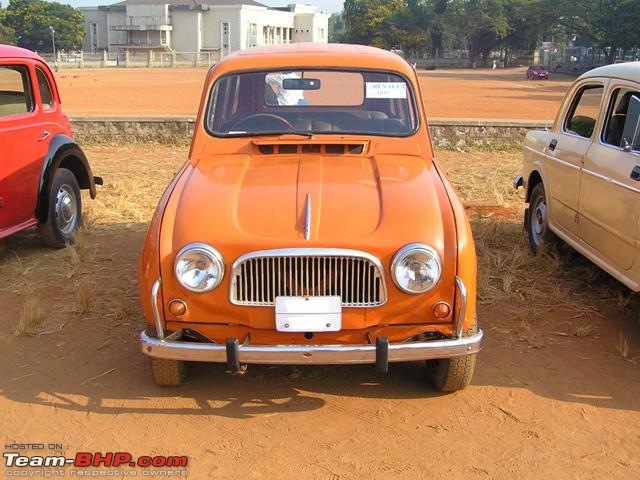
[365, 82, 407, 99]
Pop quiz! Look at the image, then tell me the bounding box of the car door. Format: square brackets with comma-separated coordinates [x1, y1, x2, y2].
[0, 61, 49, 235]
[545, 81, 606, 235]
[578, 83, 640, 271]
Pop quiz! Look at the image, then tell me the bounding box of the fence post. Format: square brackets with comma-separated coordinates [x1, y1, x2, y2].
[193, 52, 198, 68]
[148, 50, 154, 67]
[171, 52, 176, 68]
[102, 50, 108, 68]
[79, 51, 84, 68]
[125, 50, 130, 68]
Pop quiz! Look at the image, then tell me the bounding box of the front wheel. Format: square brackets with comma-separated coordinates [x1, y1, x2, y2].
[426, 318, 478, 392]
[150, 358, 186, 386]
[38, 168, 82, 247]
[527, 182, 559, 254]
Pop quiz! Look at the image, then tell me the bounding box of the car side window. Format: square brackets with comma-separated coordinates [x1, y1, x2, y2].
[35, 68, 54, 110]
[0, 65, 33, 117]
[603, 87, 640, 151]
[564, 85, 604, 139]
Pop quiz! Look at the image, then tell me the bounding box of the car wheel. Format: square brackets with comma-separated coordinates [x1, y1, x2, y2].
[426, 316, 477, 392]
[150, 358, 186, 386]
[527, 183, 558, 253]
[38, 168, 82, 247]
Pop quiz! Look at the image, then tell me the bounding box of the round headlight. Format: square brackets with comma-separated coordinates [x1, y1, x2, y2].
[392, 243, 441, 294]
[174, 243, 224, 293]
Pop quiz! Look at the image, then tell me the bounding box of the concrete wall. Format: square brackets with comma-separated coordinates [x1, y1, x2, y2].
[106, 11, 128, 51]
[69, 116, 549, 147]
[172, 10, 202, 52]
[82, 8, 110, 53]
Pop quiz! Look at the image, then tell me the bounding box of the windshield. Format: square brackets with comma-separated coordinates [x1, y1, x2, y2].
[206, 69, 418, 137]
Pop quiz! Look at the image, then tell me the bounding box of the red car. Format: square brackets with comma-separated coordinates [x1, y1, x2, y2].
[0, 45, 99, 246]
[526, 65, 549, 80]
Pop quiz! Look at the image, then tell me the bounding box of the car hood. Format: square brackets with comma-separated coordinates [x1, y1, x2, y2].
[164, 153, 450, 255]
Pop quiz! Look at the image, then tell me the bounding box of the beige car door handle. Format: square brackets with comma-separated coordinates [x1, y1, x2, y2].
[37, 131, 51, 142]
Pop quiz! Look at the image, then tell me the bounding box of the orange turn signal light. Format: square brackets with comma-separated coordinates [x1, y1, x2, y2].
[432, 302, 451, 319]
[168, 299, 187, 317]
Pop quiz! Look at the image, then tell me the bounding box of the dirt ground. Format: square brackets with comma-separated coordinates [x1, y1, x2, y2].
[1, 145, 638, 479]
[54, 67, 572, 120]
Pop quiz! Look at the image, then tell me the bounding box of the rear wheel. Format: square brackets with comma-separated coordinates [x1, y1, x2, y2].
[527, 182, 559, 254]
[426, 317, 478, 392]
[150, 358, 186, 386]
[38, 168, 82, 247]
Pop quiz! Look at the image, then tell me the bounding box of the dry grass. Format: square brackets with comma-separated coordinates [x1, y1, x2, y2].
[15, 298, 42, 336]
[614, 331, 631, 360]
[75, 281, 92, 314]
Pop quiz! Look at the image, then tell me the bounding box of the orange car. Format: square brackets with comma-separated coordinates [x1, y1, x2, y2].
[138, 44, 483, 391]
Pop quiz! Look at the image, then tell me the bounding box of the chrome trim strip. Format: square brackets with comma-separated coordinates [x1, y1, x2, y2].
[151, 279, 164, 340]
[523, 145, 581, 170]
[140, 329, 484, 364]
[454, 276, 467, 338]
[304, 193, 311, 241]
[229, 248, 388, 307]
[582, 168, 640, 194]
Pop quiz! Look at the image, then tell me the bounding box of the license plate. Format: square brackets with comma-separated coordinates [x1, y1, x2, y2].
[275, 296, 342, 332]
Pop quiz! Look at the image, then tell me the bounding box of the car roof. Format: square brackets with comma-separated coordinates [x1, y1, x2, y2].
[579, 61, 640, 82]
[216, 43, 414, 77]
[0, 44, 43, 61]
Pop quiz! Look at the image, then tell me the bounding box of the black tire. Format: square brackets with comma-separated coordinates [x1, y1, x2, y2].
[38, 168, 82, 247]
[527, 182, 559, 254]
[150, 358, 186, 386]
[426, 317, 478, 392]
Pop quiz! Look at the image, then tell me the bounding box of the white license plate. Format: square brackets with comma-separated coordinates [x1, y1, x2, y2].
[275, 296, 342, 332]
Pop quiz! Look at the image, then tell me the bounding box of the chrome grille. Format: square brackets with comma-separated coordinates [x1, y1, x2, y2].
[230, 249, 387, 307]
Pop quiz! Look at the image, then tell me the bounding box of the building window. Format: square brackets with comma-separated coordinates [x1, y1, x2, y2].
[221, 21, 230, 56]
[247, 22, 257, 48]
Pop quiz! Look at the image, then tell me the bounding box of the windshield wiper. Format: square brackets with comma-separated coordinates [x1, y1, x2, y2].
[218, 130, 315, 138]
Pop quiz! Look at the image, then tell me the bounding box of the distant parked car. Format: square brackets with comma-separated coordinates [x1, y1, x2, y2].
[138, 43, 483, 390]
[0, 45, 100, 246]
[526, 65, 549, 80]
[515, 62, 640, 291]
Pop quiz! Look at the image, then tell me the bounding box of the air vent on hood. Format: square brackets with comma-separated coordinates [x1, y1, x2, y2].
[255, 143, 366, 155]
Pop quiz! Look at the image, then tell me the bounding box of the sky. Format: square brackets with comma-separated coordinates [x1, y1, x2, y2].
[57, 0, 344, 14]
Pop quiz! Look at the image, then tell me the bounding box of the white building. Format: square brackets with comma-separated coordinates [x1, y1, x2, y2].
[80, 1, 329, 56]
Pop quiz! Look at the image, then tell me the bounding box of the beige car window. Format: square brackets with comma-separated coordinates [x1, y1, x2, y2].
[603, 87, 640, 150]
[564, 85, 604, 139]
[0, 65, 33, 117]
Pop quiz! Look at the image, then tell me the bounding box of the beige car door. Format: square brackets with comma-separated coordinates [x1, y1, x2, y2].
[578, 85, 640, 271]
[546, 82, 605, 235]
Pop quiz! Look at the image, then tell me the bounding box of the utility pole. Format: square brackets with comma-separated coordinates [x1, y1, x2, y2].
[49, 25, 57, 71]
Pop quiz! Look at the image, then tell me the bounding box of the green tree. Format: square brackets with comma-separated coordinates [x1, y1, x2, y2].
[342, 0, 405, 49]
[329, 12, 345, 42]
[0, 6, 16, 44]
[558, 0, 640, 63]
[4, 0, 84, 52]
[450, 0, 510, 66]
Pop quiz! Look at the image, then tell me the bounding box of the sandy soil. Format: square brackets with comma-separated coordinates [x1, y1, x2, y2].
[54, 67, 572, 120]
[1, 146, 638, 478]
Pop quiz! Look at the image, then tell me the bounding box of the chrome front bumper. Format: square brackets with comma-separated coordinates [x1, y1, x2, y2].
[141, 276, 482, 367]
[141, 329, 484, 365]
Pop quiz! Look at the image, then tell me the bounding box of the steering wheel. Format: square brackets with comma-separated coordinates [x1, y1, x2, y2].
[231, 113, 295, 132]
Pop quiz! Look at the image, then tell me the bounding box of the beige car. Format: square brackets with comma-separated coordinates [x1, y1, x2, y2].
[515, 62, 640, 291]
